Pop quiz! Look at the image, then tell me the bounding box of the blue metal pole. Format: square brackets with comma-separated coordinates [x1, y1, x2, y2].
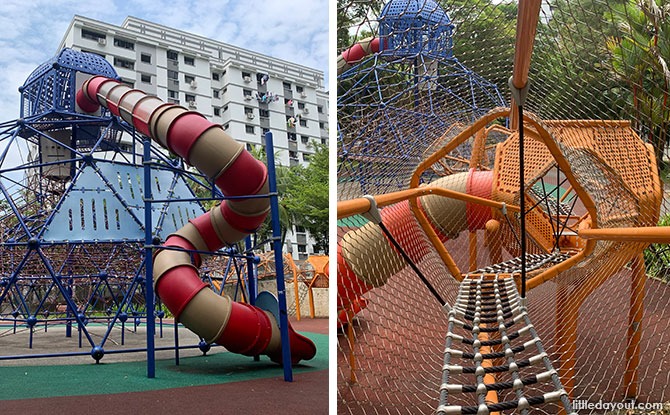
[143, 139, 156, 379]
[245, 236, 257, 305]
[264, 131, 292, 382]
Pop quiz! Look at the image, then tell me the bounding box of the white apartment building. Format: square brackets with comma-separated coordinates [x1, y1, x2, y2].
[57, 15, 329, 259]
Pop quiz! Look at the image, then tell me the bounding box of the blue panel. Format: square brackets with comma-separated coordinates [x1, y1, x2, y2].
[96, 162, 205, 239]
[42, 162, 205, 242]
[42, 165, 144, 241]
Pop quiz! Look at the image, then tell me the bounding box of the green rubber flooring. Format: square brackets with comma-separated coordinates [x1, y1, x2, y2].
[0, 331, 327, 400]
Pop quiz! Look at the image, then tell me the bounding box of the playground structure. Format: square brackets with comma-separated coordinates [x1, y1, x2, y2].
[0, 47, 315, 378]
[338, 0, 670, 414]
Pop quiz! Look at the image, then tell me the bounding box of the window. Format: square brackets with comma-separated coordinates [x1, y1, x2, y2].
[242, 71, 251, 79]
[113, 57, 134, 70]
[223, 105, 228, 112]
[302, 153, 311, 161]
[245, 125, 255, 134]
[185, 94, 196, 102]
[296, 85, 304, 93]
[184, 75, 195, 84]
[289, 151, 298, 160]
[114, 38, 134, 50]
[259, 109, 270, 118]
[299, 119, 307, 127]
[295, 226, 305, 233]
[213, 107, 221, 116]
[140, 53, 151, 63]
[243, 89, 252, 97]
[288, 133, 297, 141]
[262, 128, 270, 136]
[167, 50, 178, 61]
[321, 138, 326, 145]
[319, 122, 325, 129]
[212, 72, 220, 81]
[184, 56, 195, 66]
[81, 49, 105, 58]
[81, 29, 105, 41]
[213, 89, 220, 99]
[283, 81, 291, 90]
[167, 70, 178, 79]
[298, 102, 305, 110]
[244, 107, 253, 115]
[301, 135, 309, 144]
[168, 90, 178, 98]
[298, 244, 307, 253]
[246, 143, 254, 151]
[317, 105, 324, 113]
[141, 74, 151, 83]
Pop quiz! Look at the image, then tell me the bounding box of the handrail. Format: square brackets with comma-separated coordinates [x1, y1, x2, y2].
[579, 226, 670, 243]
[337, 186, 520, 220]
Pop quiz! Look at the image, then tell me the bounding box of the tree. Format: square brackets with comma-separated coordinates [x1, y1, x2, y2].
[283, 143, 329, 254]
[606, 0, 670, 172]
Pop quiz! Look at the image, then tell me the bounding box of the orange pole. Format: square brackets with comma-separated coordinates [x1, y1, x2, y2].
[469, 231, 478, 272]
[624, 253, 645, 399]
[337, 186, 519, 220]
[579, 226, 670, 243]
[512, 0, 542, 90]
[555, 284, 577, 401]
[479, 328, 500, 414]
[347, 310, 357, 383]
[307, 281, 316, 319]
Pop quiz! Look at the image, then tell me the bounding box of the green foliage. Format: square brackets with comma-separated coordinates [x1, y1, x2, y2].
[605, 0, 670, 172]
[644, 213, 670, 280]
[282, 143, 330, 253]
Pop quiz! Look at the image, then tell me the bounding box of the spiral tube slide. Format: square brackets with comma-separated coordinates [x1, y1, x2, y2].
[77, 76, 315, 365]
[338, 170, 493, 324]
[337, 37, 380, 75]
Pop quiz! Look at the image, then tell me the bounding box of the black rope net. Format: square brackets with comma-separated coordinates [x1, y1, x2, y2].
[337, 0, 670, 413]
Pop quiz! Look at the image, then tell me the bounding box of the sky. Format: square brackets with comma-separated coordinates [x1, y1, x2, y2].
[0, 0, 330, 122]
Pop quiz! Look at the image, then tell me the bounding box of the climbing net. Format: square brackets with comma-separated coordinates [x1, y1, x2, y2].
[337, 0, 670, 413]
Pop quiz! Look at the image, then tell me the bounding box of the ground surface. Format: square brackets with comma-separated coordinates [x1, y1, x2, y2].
[0, 317, 328, 415]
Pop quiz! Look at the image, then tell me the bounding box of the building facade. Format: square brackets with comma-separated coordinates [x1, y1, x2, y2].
[58, 15, 328, 259]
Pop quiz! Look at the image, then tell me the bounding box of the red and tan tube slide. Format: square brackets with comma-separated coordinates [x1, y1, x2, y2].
[337, 37, 380, 74]
[77, 76, 315, 365]
[338, 169, 493, 325]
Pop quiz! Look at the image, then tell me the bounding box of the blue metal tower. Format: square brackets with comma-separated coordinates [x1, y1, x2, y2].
[338, 0, 506, 197]
[0, 48, 252, 363]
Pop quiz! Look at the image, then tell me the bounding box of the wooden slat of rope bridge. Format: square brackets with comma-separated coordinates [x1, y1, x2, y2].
[438, 271, 576, 415]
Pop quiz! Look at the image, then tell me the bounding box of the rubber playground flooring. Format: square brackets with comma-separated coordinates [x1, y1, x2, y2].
[0, 318, 328, 414]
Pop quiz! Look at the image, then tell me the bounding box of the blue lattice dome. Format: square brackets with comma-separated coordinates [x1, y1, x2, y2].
[20, 48, 119, 118]
[378, 0, 454, 58]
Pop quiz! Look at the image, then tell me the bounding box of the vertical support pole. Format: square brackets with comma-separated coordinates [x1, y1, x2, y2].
[143, 139, 156, 379]
[265, 131, 293, 382]
[245, 236, 257, 306]
[556, 284, 577, 404]
[625, 253, 645, 399]
[245, 236, 260, 362]
[347, 309, 357, 383]
[468, 231, 478, 272]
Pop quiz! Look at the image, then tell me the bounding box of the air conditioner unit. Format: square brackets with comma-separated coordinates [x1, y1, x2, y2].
[98, 38, 107, 46]
[188, 100, 197, 109]
[243, 76, 251, 83]
[302, 107, 309, 114]
[246, 113, 254, 119]
[189, 80, 198, 89]
[244, 95, 252, 101]
[300, 91, 307, 98]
